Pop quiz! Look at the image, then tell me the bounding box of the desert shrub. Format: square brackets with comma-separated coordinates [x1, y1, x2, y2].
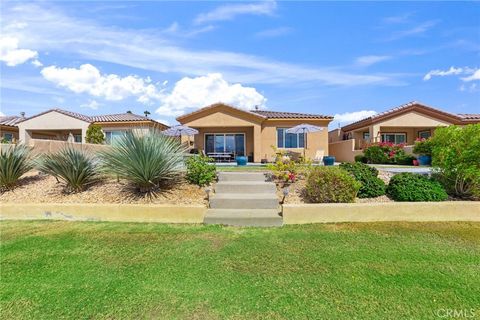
[100, 130, 186, 193]
[267, 152, 299, 184]
[39, 148, 100, 193]
[395, 154, 416, 166]
[305, 167, 361, 203]
[363, 142, 406, 164]
[413, 138, 433, 156]
[340, 162, 385, 198]
[386, 173, 448, 202]
[354, 154, 367, 163]
[186, 155, 216, 186]
[85, 124, 105, 144]
[430, 124, 480, 200]
[0, 144, 34, 191]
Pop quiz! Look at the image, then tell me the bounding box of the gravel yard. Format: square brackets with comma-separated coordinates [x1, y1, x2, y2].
[0, 170, 207, 205]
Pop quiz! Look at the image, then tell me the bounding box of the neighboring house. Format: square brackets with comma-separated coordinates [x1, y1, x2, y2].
[12, 109, 168, 144]
[0, 116, 24, 142]
[329, 101, 480, 162]
[176, 103, 333, 163]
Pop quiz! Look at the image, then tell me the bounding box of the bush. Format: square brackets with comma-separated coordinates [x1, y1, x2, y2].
[85, 125, 105, 144]
[395, 154, 416, 166]
[305, 167, 361, 203]
[386, 173, 448, 202]
[185, 155, 216, 186]
[354, 154, 367, 163]
[39, 148, 100, 193]
[413, 138, 433, 156]
[430, 124, 480, 200]
[340, 162, 385, 198]
[0, 144, 34, 191]
[100, 130, 186, 194]
[363, 142, 406, 164]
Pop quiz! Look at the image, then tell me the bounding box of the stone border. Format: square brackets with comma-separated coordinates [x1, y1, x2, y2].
[283, 201, 480, 224]
[0, 203, 206, 224]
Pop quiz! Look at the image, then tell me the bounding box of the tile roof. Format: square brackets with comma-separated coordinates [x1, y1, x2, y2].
[458, 114, 480, 120]
[0, 116, 24, 127]
[176, 102, 267, 121]
[251, 110, 333, 119]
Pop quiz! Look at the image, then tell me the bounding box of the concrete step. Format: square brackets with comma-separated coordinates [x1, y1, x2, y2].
[218, 172, 267, 182]
[204, 209, 283, 227]
[214, 181, 276, 194]
[209, 193, 279, 209]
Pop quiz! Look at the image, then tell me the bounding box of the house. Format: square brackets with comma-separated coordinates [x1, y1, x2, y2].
[3, 109, 168, 144]
[0, 116, 24, 142]
[176, 103, 333, 163]
[328, 101, 480, 162]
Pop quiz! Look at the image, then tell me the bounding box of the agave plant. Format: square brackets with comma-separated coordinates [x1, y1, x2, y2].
[100, 130, 186, 193]
[0, 144, 35, 191]
[39, 147, 100, 193]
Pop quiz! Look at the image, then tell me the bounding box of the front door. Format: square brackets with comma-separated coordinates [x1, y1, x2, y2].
[205, 133, 245, 156]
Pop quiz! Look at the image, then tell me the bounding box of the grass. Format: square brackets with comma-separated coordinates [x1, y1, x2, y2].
[1, 221, 479, 319]
[215, 165, 270, 171]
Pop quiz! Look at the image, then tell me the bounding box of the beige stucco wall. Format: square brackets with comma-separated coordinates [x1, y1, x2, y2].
[328, 128, 341, 143]
[18, 111, 91, 143]
[328, 139, 363, 162]
[29, 139, 110, 155]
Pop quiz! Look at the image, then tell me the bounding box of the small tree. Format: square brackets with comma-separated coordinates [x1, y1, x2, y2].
[85, 125, 105, 144]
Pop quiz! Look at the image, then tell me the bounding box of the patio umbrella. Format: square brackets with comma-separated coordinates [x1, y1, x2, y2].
[286, 124, 324, 159]
[162, 125, 199, 147]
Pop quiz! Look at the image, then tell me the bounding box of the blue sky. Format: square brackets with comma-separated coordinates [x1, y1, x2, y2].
[1, 1, 479, 128]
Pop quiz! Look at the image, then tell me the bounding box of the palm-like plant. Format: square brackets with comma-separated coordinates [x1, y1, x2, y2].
[0, 144, 35, 191]
[39, 147, 100, 193]
[100, 130, 186, 193]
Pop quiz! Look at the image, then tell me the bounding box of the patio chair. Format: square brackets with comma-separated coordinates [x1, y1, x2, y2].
[314, 149, 325, 164]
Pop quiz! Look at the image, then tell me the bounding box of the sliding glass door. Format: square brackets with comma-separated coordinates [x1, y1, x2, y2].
[205, 133, 245, 156]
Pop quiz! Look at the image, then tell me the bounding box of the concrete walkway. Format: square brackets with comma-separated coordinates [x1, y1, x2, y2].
[204, 172, 282, 227]
[370, 164, 432, 175]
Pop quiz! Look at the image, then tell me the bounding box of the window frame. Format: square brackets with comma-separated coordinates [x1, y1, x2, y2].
[418, 130, 431, 140]
[380, 132, 407, 144]
[276, 128, 305, 149]
[104, 130, 125, 145]
[2, 133, 14, 142]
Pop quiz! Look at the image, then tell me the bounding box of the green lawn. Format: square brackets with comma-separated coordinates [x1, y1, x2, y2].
[1, 221, 479, 319]
[215, 165, 270, 171]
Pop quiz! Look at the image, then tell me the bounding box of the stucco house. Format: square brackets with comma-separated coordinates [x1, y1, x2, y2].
[2, 109, 168, 144]
[177, 103, 333, 163]
[329, 101, 480, 162]
[0, 116, 24, 142]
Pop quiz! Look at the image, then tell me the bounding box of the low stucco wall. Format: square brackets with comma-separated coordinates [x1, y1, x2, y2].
[283, 202, 480, 224]
[29, 139, 110, 155]
[328, 139, 363, 162]
[0, 203, 206, 223]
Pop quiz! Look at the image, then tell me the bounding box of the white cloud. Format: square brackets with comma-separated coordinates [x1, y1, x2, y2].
[382, 13, 412, 24]
[334, 110, 377, 124]
[31, 59, 43, 67]
[0, 111, 5, 117]
[423, 66, 478, 81]
[80, 100, 100, 110]
[156, 73, 266, 117]
[194, 1, 276, 24]
[41, 64, 164, 103]
[387, 20, 439, 41]
[255, 27, 292, 38]
[355, 55, 391, 67]
[155, 118, 170, 126]
[0, 36, 38, 66]
[459, 83, 479, 92]
[461, 69, 480, 82]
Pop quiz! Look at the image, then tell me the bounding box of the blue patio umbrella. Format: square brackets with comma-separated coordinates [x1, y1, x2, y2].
[162, 125, 199, 147]
[286, 124, 323, 159]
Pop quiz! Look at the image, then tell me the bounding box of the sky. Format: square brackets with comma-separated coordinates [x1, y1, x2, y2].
[1, 1, 479, 128]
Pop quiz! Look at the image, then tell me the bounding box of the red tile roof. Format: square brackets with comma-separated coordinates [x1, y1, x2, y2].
[0, 116, 24, 127]
[251, 110, 333, 119]
[458, 114, 480, 120]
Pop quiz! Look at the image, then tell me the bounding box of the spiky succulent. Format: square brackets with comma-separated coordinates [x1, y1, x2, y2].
[0, 144, 35, 191]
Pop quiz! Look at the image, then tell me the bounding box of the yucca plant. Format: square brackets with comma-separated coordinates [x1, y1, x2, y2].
[100, 130, 186, 194]
[39, 147, 100, 193]
[0, 144, 35, 191]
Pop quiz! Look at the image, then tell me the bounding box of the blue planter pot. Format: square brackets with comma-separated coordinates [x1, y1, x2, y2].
[417, 155, 431, 166]
[323, 156, 335, 166]
[236, 156, 247, 166]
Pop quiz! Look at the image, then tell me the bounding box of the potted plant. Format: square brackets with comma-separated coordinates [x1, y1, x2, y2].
[413, 138, 433, 166]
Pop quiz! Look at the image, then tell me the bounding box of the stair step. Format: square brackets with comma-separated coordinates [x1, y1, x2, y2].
[204, 209, 283, 227]
[209, 193, 279, 209]
[215, 181, 276, 194]
[218, 172, 267, 182]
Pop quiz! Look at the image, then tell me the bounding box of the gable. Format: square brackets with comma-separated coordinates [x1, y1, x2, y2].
[181, 110, 262, 127]
[18, 110, 91, 130]
[377, 110, 454, 127]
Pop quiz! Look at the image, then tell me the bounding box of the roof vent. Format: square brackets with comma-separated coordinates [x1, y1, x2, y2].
[20, 112, 25, 118]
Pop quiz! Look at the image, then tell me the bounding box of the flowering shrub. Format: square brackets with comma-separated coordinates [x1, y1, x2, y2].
[267, 156, 298, 184]
[413, 138, 433, 156]
[363, 142, 406, 164]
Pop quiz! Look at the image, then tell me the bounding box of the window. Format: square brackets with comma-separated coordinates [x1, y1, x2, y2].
[105, 131, 125, 145]
[418, 130, 431, 139]
[205, 133, 245, 156]
[74, 134, 82, 143]
[381, 133, 406, 144]
[362, 132, 370, 141]
[2, 133, 13, 142]
[276, 128, 305, 148]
